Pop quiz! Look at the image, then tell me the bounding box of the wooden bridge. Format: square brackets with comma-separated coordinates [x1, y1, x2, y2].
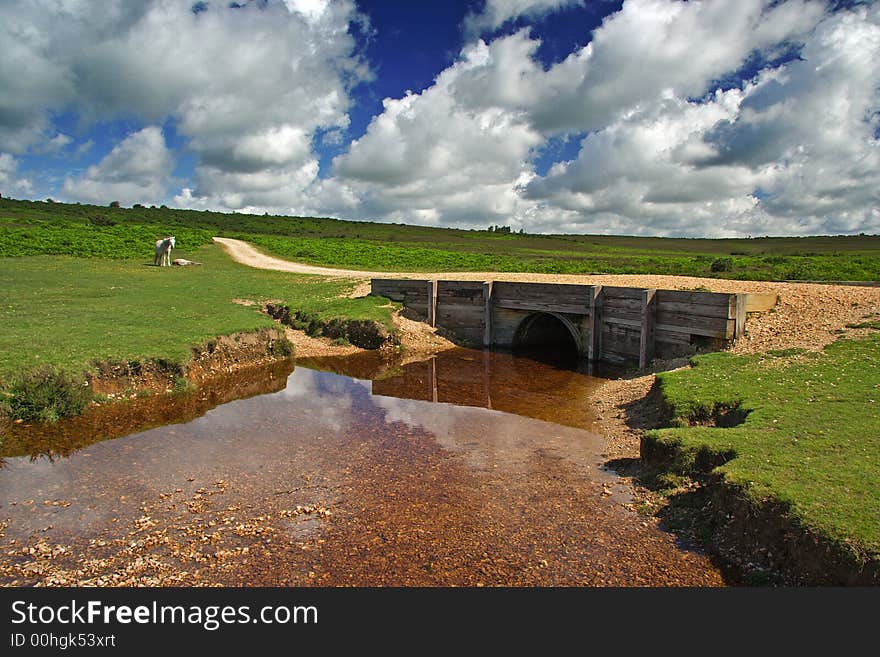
[371, 279, 776, 367]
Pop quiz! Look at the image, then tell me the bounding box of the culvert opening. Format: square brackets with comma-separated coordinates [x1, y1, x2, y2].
[512, 312, 580, 369]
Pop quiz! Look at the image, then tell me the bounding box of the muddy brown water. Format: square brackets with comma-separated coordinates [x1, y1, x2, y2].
[0, 349, 725, 586]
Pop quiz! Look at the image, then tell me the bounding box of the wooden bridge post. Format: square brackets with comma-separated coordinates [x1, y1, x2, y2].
[588, 286, 602, 361]
[639, 288, 657, 369]
[734, 293, 746, 338]
[427, 279, 437, 327]
[483, 281, 494, 347]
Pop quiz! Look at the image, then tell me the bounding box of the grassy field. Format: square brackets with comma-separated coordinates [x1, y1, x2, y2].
[0, 243, 392, 382]
[2, 196, 879, 579]
[2, 197, 879, 280]
[648, 335, 880, 557]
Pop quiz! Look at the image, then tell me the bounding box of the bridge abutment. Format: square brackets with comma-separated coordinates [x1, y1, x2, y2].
[371, 279, 775, 368]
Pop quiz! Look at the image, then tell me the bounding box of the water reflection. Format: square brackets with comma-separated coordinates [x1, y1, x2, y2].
[1, 360, 295, 462]
[300, 348, 613, 432]
[0, 349, 617, 541]
[0, 349, 725, 586]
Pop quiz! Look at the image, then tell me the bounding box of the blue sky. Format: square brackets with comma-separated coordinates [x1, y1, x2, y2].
[0, 0, 878, 237]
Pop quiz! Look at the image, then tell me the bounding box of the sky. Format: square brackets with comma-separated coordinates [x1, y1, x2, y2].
[0, 0, 878, 237]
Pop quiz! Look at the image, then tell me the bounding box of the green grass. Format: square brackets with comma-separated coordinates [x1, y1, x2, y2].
[2, 197, 879, 281]
[0, 243, 393, 382]
[650, 336, 880, 556]
[846, 320, 880, 330]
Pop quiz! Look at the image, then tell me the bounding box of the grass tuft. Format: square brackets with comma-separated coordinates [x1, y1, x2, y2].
[4, 366, 93, 423]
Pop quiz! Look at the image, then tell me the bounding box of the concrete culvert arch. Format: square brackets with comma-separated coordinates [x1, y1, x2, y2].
[512, 312, 581, 361]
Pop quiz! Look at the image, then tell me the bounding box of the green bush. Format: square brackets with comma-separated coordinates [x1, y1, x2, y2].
[171, 376, 196, 395]
[89, 215, 116, 227]
[4, 366, 93, 423]
[710, 257, 733, 273]
[270, 336, 294, 357]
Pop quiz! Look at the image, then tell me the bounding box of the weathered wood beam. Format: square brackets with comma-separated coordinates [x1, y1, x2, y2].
[639, 288, 657, 369]
[493, 299, 592, 314]
[427, 279, 437, 327]
[483, 281, 493, 347]
[735, 293, 747, 338]
[588, 285, 601, 361]
[743, 293, 778, 313]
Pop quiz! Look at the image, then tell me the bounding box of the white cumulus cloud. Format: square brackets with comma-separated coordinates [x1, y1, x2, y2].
[331, 0, 878, 236]
[62, 126, 173, 206]
[332, 34, 543, 227]
[1, 0, 878, 236]
[464, 0, 585, 38]
[0, 153, 34, 197]
[0, 0, 370, 213]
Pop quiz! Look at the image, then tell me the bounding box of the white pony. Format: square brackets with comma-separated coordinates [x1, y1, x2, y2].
[154, 236, 176, 266]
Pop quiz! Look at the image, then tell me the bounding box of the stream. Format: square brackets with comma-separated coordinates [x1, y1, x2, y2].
[0, 348, 725, 586]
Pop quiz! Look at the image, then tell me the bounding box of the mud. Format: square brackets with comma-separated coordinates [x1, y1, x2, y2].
[88, 328, 292, 397]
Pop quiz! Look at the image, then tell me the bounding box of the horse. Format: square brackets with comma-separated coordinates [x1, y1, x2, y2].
[154, 236, 175, 266]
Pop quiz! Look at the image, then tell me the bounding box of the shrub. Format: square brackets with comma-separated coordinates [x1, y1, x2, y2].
[89, 215, 116, 227]
[4, 366, 93, 423]
[108, 201, 120, 208]
[710, 257, 733, 273]
[270, 336, 294, 357]
[171, 376, 196, 395]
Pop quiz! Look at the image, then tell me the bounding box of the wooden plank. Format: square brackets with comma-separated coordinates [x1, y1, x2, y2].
[588, 285, 601, 361]
[371, 279, 433, 307]
[437, 303, 485, 314]
[370, 283, 407, 300]
[601, 286, 648, 300]
[744, 293, 778, 313]
[602, 307, 643, 323]
[372, 278, 428, 290]
[436, 317, 485, 327]
[427, 280, 437, 327]
[655, 310, 732, 333]
[496, 296, 591, 309]
[655, 300, 734, 318]
[654, 321, 734, 339]
[654, 289, 735, 307]
[493, 300, 592, 314]
[437, 292, 483, 301]
[492, 282, 594, 297]
[654, 329, 692, 345]
[483, 281, 493, 347]
[601, 296, 644, 312]
[639, 288, 656, 369]
[602, 316, 642, 328]
[437, 293, 484, 304]
[437, 314, 486, 326]
[437, 280, 485, 291]
[735, 293, 746, 338]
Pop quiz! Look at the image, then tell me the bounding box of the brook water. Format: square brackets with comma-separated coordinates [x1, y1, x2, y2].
[0, 349, 725, 586]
